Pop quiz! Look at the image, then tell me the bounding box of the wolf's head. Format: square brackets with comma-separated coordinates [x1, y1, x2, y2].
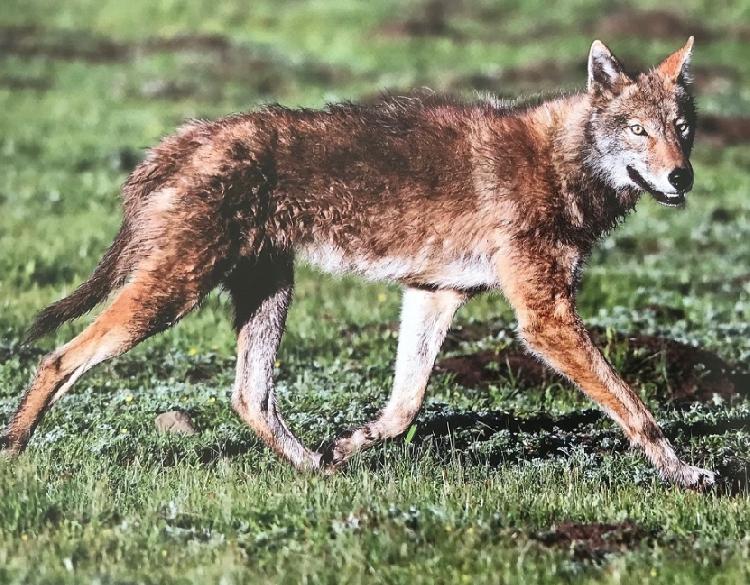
[585, 38, 696, 207]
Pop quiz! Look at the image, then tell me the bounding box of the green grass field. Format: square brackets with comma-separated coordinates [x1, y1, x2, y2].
[1, 0, 749, 582]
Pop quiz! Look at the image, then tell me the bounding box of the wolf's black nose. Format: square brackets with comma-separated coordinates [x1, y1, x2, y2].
[668, 167, 693, 192]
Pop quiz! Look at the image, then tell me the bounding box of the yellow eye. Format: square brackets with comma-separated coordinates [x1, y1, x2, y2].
[629, 124, 647, 136]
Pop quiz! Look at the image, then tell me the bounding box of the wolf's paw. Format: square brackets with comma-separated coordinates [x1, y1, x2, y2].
[318, 435, 357, 475]
[319, 443, 347, 476]
[672, 465, 717, 491]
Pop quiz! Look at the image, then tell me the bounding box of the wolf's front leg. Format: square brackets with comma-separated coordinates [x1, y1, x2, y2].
[320, 287, 467, 471]
[506, 279, 714, 489]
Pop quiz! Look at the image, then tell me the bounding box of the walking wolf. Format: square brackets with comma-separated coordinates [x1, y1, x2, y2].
[2, 38, 713, 488]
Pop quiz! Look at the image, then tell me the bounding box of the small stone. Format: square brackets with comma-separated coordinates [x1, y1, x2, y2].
[155, 411, 198, 436]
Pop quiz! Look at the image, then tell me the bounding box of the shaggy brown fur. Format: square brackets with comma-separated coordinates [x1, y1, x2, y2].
[2, 38, 714, 488]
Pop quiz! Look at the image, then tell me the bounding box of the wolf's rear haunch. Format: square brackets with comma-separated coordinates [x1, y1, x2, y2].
[2, 38, 716, 489]
[2, 112, 329, 467]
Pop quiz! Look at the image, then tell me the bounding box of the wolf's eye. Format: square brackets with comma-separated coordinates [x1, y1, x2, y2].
[629, 124, 647, 136]
[676, 121, 689, 134]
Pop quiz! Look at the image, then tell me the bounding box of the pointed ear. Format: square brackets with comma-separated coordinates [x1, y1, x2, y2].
[656, 36, 694, 83]
[587, 40, 631, 94]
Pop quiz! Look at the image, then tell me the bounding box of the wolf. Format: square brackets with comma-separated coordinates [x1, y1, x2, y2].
[1, 38, 714, 488]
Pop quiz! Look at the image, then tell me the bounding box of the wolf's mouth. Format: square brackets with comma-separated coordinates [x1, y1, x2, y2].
[626, 166, 686, 207]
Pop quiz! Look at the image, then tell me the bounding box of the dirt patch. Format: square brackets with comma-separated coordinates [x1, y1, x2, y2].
[692, 64, 741, 94]
[456, 61, 580, 95]
[497, 61, 579, 87]
[0, 74, 52, 91]
[201, 52, 348, 93]
[592, 10, 711, 41]
[533, 521, 653, 560]
[438, 350, 552, 389]
[0, 25, 130, 63]
[140, 48, 349, 101]
[710, 207, 733, 224]
[376, 0, 462, 40]
[0, 26, 237, 63]
[613, 333, 745, 403]
[437, 327, 747, 404]
[139, 34, 233, 55]
[732, 26, 750, 42]
[0, 26, 351, 99]
[699, 115, 750, 147]
[458, 59, 740, 96]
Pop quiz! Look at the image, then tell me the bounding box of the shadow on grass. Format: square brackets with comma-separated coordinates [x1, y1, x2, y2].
[404, 407, 750, 494]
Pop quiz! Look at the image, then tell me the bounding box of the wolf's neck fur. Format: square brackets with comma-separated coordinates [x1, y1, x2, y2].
[509, 92, 641, 244]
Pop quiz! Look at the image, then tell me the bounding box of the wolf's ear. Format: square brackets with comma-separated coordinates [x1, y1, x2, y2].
[587, 40, 631, 94]
[656, 36, 694, 83]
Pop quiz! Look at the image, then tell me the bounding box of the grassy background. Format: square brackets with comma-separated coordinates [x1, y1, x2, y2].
[1, 0, 749, 582]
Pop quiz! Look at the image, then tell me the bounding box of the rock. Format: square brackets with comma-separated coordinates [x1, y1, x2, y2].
[155, 411, 198, 436]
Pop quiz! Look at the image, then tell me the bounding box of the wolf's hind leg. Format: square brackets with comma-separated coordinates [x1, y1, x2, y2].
[227, 256, 321, 471]
[1, 271, 207, 455]
[320, 287, 466, 471]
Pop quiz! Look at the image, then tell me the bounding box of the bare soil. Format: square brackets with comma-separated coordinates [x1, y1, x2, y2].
[437, 326, 748, 404]
[533, 521, 654, 560]
[591, 10, 711, 41]
[698, 115, 750, 146]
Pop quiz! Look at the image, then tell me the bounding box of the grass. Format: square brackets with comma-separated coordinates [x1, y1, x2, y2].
[1, 0, 749, 582]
